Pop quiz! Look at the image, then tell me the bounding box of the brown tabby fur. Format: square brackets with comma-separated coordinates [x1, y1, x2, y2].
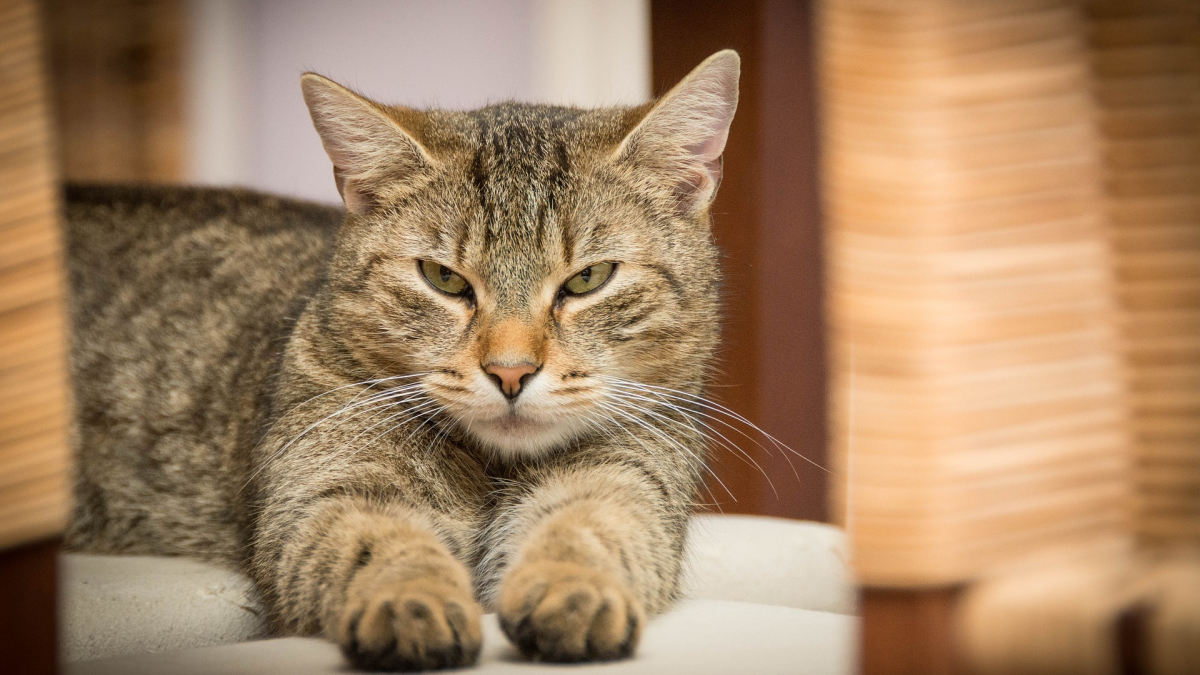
[64, 52, 739, 670]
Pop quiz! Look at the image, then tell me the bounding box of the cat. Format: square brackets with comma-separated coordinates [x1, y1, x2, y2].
[62, 50, 739, 670]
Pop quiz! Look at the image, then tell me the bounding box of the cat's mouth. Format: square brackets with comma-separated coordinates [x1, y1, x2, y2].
[483, 411, 544, 433]
[464, 408, 578, 457]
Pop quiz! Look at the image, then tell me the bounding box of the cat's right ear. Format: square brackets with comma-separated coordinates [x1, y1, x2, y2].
[300, 74, 433, 215]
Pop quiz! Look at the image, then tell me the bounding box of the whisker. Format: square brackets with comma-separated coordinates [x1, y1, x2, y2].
[609, 382, 802, 485]
[328, 402, 446, 473]
[580, 406, 724, 511]
[272, 373, 431, 426]
[240, 381, 431, 492]
[323, 398, 440, 472]
[596, 400, 733, 503]
[605, 385, 792, 482]
[605, 390, 779, 499]
[605, 379, 830, 474]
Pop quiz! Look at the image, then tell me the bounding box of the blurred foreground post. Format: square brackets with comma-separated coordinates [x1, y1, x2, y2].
[822, 0, 1200, 673]
[43, 0, 185, 182]
[1088, 0, 1200, 551]
[0, 0, 72, 673]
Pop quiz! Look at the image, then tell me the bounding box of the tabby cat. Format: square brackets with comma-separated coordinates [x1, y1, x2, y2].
[63, 50, 739, 670]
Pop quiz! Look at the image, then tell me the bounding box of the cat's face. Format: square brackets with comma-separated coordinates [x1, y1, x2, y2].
[303, 53, 738, 457]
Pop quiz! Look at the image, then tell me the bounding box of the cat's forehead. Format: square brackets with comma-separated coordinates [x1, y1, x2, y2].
[438, 102, 635, 150]
[421, 104, 640, 306]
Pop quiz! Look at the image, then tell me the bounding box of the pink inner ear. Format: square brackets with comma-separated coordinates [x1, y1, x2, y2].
[668, 115, 731, 208]
[339, 176, 376, 215]
[689, 126, 731, 179]
[625, 53, 739, 212]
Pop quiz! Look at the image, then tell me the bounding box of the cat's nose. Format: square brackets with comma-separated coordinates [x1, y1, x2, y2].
[484, 362, 539, 400]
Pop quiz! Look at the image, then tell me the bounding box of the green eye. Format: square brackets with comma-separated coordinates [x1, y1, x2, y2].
[563, 262, 615, 295]
[419, 260, 470, 296]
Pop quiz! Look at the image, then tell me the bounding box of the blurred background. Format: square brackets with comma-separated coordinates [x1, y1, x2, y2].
[40, 0, 829, 523]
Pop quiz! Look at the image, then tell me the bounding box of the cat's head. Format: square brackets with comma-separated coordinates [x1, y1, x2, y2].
[302, 51, 738, 458]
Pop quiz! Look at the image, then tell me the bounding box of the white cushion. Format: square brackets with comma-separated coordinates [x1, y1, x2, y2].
[684, 515, 854, 614]
[67, 599, 857, 675]
[60, 554, 267, 662]
[62, 514, 857, 665]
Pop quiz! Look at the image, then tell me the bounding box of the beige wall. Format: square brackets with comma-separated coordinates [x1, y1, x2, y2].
[185, 0, 651, 204]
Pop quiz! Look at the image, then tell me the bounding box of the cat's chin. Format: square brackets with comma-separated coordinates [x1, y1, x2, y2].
[467, 413, 577, 459]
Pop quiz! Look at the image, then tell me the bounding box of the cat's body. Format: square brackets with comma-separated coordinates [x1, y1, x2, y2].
[63, 52, 740, 670]
[64, 184, 341, 563]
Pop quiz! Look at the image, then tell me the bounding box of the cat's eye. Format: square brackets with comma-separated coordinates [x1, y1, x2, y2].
[419, 260, 470, 296]
[563, 262, 615, 295]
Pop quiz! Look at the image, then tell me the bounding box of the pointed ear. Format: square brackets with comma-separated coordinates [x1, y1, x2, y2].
[615, 50, 740, 215]
[300, 73, 433, 214]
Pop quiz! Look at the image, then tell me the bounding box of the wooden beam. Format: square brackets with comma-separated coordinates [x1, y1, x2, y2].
[0, 538, 58, 675]
[861, 587, 965, 675]
[651, 0, 827, 521]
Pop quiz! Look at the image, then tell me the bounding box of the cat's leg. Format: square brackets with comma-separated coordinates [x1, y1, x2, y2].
[252, 492, 485, 671]
[488, 461, 695, 662]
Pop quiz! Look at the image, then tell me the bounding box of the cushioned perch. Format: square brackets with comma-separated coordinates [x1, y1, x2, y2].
[63, 515, 857, 673]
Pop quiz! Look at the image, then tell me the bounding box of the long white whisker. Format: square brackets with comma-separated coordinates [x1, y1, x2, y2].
[606, 387, 790, 487]
[324, 398, 440, 471]
[328, 402, 445, 473]
[615, 381, 802, 484]
[597, 400, 733, 502]
[575, 405, 725, 511]
[240, 382, 431, 493]
[606, 390, 779, 499]
[597, 400, 710, 488]
[270, 373, 431, 429]
[606, 379, 829, 474]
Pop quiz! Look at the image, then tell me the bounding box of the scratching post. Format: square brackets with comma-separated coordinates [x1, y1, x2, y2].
[1087, 0, 1200, 550]
[0, 3, 71, 674]
[821, 0, 1131, 586]
[820, 0, 1200, 673]
[0, 0, 72, 553]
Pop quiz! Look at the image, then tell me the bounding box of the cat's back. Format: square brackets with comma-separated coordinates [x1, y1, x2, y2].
[63, 184, 342, 562]
[64, 184, 341, 314]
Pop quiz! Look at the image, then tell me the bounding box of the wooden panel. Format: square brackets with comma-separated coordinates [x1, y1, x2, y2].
[862, 587, 964, 675]
[0, 0, 70, 552]
[1087, 0, 1200, 550]
[0, 0, 65, 671]
[820, 0, 1132, 586]
[43, 0, 185, 182]
[652, 0, 828, 520]
[0, 539, 58, 675]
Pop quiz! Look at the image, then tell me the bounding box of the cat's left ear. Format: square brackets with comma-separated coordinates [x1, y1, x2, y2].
[614, 49, 739, 216]
[301, 73, 434, 215]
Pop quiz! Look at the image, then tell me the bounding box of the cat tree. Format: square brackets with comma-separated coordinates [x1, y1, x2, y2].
[820, 0, 1200, 672]
[0, 1, 73, 673]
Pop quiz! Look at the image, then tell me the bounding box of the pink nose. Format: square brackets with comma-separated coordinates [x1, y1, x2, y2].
[484, 362, 539, 399]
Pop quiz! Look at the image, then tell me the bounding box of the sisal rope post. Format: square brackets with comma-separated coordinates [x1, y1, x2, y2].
[0, 0, 72, 551]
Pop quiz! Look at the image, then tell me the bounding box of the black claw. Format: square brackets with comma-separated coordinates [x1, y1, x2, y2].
[406, 599, 432, 621]
[341, 610, 365, 661]
[510, 614, 540, 658]
[445, 620, 464, 665]
[616, 611, 640, 659]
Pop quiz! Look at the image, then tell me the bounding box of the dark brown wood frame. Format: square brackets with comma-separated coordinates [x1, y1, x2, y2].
[0, 539, 58, 675]
[651, 0, 827, 523]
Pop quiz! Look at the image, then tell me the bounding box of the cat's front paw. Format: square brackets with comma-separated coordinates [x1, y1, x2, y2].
[338, 575, 482, 672]
[498, 560, 644, 663]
